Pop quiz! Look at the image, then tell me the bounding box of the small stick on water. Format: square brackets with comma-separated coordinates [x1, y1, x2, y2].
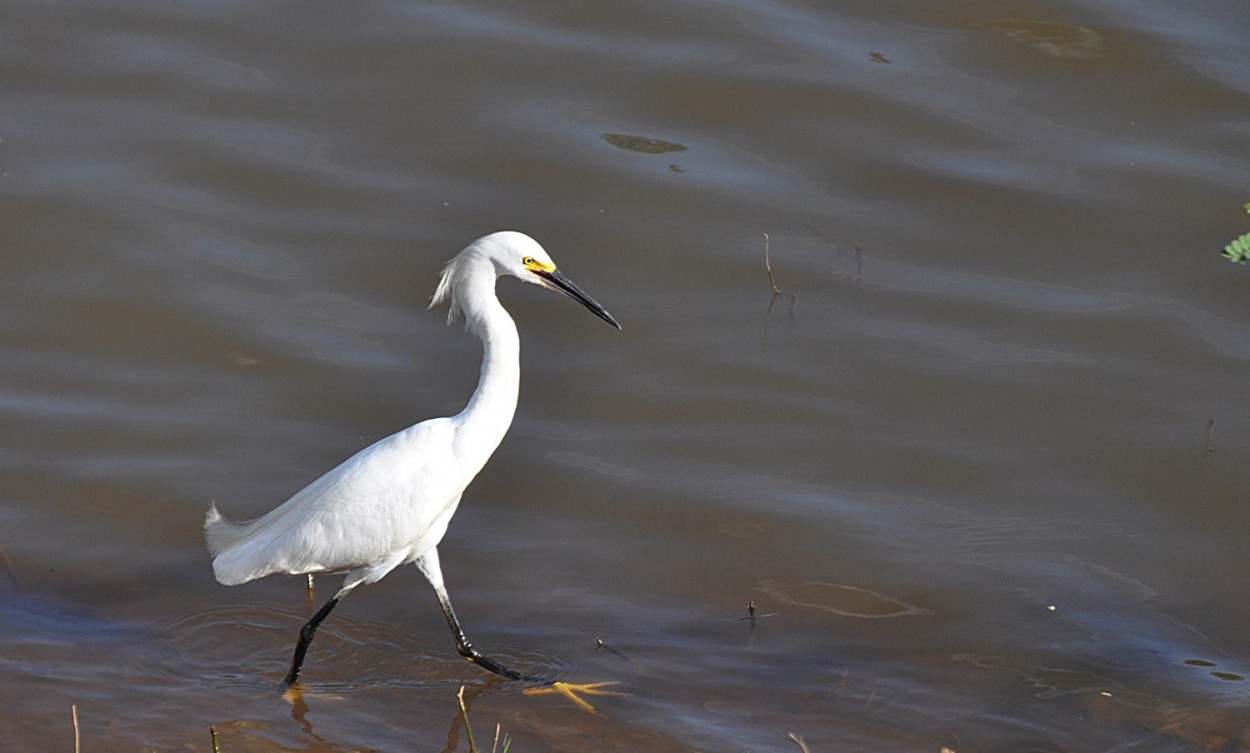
[594, 636, 629, 660]
[762, 234, 797, 352]
[491, 722, 502, 753]
[788, 731, 812, 753]
[72, 704, 80, 753]
[210, 726, 221, 753]
[739, 600, 777, 621]
[765, 233, 783, 297]
[457, 685, 479, 753]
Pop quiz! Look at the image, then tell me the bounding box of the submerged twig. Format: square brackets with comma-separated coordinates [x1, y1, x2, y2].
[762, 234, 797, 352]
[594, 636, 630, 660]
[210, 726, 221, 753]
[457, 686, 479, 753]
[72, 704, 80, 753]
[788, 731, 812, 753]
[738, 600, 777, 622]
[492, 722, 512, 753]
[764, 233, 783, 297]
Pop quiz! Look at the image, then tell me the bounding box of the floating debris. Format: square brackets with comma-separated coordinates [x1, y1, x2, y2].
[602, 133, 688, 154]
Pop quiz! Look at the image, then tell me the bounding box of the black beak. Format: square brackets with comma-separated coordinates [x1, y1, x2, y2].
[535, 269, 621, 329]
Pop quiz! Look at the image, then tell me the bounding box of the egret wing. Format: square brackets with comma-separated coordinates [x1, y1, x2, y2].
[207, 418, 465, 585]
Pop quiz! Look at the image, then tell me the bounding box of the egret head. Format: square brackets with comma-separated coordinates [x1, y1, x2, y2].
[431, 231, 620, 330]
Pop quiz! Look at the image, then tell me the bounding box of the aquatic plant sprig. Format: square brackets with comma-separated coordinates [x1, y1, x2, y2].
[1220, 202, 1250, 264]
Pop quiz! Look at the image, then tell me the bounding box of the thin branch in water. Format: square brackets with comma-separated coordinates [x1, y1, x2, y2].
[492, 722, 509, 753]
[765, 233, 783, 297]
[739, 600, 777, 622]
[762, 233, 797, 352]
[595, 636, 630, 660]
[458, 685, 479, 753]
[210, 726, 221, 753]
[72, 704, 80, 753]
[788, 731, 812, 753]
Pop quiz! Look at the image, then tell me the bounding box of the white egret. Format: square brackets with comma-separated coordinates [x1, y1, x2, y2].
[205, 231, 621, 709]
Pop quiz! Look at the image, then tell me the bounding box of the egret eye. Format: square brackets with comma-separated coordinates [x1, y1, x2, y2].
[522, 256, 535, 266]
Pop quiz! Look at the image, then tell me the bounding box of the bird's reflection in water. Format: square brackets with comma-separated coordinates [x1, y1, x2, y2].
[204, 682, 495, 753]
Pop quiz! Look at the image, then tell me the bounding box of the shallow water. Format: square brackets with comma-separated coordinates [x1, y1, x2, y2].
[3, 1, 1250, 751]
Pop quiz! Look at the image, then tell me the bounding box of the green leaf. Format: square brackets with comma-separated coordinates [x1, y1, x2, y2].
[1224, 232, 1250, 264]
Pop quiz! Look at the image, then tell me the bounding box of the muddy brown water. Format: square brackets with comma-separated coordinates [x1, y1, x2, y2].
[3, 1, 1250, 751]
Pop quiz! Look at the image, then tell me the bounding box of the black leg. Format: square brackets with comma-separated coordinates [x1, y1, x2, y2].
[415, 549, 545, 684]
[283, 595, 340, 687]
[434, 587, 538, 682]
[413, 551, 623, 712]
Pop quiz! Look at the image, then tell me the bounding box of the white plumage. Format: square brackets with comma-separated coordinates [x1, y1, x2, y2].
[206, 418, 459, 588]
[205, 231, 620, 703]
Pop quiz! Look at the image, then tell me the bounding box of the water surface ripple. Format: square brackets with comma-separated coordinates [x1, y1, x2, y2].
[2, 0, 1249, 751]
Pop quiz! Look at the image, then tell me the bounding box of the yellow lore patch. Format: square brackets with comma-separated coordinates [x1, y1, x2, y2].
[523, 256, 556, 273]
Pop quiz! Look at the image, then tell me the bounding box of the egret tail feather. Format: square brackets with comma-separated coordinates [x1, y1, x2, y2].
[204, 503, 250, 558]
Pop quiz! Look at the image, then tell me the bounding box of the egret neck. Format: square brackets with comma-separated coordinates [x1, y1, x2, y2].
[450, 261, 521, 475]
